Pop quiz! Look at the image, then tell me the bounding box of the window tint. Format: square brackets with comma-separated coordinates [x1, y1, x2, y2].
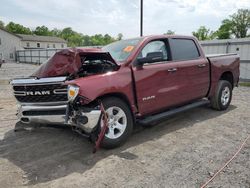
[139, 40, 168, 61]
[170, 39, 200, 61]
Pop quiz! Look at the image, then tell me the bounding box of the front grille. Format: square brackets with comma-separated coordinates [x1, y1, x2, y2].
[13, 84, 68, 103]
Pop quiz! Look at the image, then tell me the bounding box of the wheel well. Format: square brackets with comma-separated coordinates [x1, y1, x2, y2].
[220, 71, 234, 87]
[97, 93, 135, 121]
[97, 93, 132, 110]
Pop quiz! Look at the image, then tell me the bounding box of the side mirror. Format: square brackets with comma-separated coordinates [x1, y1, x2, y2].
[137, 51, 164, 66]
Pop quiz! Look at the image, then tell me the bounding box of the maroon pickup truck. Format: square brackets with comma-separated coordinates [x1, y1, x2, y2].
[11, 35, 240, 148]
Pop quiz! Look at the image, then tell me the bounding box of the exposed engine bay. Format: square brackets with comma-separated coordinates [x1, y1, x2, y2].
[68, 53, 118, 80]
[32, 48, 119, 79]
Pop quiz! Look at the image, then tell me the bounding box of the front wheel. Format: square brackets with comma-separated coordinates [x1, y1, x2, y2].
[210, 80, 232, 111]
[99, 97, 134, 149]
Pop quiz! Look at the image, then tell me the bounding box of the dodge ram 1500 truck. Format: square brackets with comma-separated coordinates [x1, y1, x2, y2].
[11, 35, 240, 148]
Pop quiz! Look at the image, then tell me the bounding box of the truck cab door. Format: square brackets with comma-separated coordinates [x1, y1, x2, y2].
[132, 40, 189, 116]
[132, 38, 210, 116]
[168, 38, 210, 101]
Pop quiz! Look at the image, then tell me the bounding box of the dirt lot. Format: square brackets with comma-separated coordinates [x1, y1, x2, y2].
[0, 62, 249, 188]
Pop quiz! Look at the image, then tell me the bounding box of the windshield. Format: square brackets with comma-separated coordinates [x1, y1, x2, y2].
[102, 38, 141, 62]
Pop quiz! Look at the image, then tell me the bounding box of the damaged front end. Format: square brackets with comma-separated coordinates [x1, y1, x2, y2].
[12, 47, 118, 135]
[65, 94, 102, 134]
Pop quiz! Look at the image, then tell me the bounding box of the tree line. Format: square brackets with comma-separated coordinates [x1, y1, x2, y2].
[166, 9, 249, 40]
[0, 20, 123, 47]
[192, 9, 250, 40]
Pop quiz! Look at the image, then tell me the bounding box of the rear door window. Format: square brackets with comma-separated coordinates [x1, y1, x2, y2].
[169, 39, 200, 61]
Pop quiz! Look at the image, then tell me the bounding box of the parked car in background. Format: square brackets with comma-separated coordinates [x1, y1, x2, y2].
[11, 35, 240, 148]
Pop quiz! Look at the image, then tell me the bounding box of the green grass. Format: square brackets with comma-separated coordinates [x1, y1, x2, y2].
[239, 82, 250, 87]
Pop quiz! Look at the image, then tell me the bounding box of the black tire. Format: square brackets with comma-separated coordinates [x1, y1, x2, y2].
[210, 80, 232, 111]
[99, 97, 134, 149]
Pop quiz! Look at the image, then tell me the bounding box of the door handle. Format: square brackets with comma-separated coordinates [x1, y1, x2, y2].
[168, 68, 177, 72]
[197, 64, 206, 68]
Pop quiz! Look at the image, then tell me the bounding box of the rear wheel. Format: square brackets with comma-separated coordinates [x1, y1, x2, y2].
[99, 97, 134, 149]
[210, 80, 232, 111]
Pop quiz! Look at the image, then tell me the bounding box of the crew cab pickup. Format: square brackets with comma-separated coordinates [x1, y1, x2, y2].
[11, 35, 240, 148]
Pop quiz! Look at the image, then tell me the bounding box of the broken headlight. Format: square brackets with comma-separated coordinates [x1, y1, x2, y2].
[67, 85, 79, 102]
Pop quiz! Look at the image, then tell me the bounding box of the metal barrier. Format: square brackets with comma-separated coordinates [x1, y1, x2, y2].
[16, 49, 60, 64]
[15, 46, 102, 65]
[200, 39, 250, 80]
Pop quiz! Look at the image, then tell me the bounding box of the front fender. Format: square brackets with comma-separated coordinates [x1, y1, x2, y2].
[65, 67, 136, 110]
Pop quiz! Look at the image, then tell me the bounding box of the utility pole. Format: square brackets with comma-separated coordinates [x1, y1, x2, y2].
[140, 0, 143, 37]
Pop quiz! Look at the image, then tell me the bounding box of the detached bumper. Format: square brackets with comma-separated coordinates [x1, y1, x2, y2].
[69, 109, 101, 133]
[18, 104, 68, 125]
[18, 104, 102, 133]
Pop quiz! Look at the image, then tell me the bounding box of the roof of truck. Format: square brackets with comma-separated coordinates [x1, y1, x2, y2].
[69, 35, 198, 52]
[129, 34, 197, 40]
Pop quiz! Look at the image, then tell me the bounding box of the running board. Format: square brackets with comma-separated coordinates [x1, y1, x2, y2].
[137, 100, 210, 126]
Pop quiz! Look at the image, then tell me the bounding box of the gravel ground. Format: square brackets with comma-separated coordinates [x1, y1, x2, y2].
[0, 62, 249, 188]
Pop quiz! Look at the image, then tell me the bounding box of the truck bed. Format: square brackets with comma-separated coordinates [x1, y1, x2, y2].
[206, 53, 240, 97]
[206, 53, 238, 58]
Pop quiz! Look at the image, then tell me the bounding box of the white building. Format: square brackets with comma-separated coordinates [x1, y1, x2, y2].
[0, 28, 67, 61]
[18, 34, 67, 49]
[200, 38, 250, 81]
[0, 28, 22, 61]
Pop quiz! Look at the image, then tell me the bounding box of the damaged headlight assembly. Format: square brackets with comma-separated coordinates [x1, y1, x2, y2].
[66, 84, 102, 134]
[67, 85, 79, 102]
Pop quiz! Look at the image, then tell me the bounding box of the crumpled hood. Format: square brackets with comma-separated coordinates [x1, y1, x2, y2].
[32, 48, 118, 78]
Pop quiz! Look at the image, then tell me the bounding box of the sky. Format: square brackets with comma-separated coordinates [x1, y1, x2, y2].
[0, 0, 249, 38]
